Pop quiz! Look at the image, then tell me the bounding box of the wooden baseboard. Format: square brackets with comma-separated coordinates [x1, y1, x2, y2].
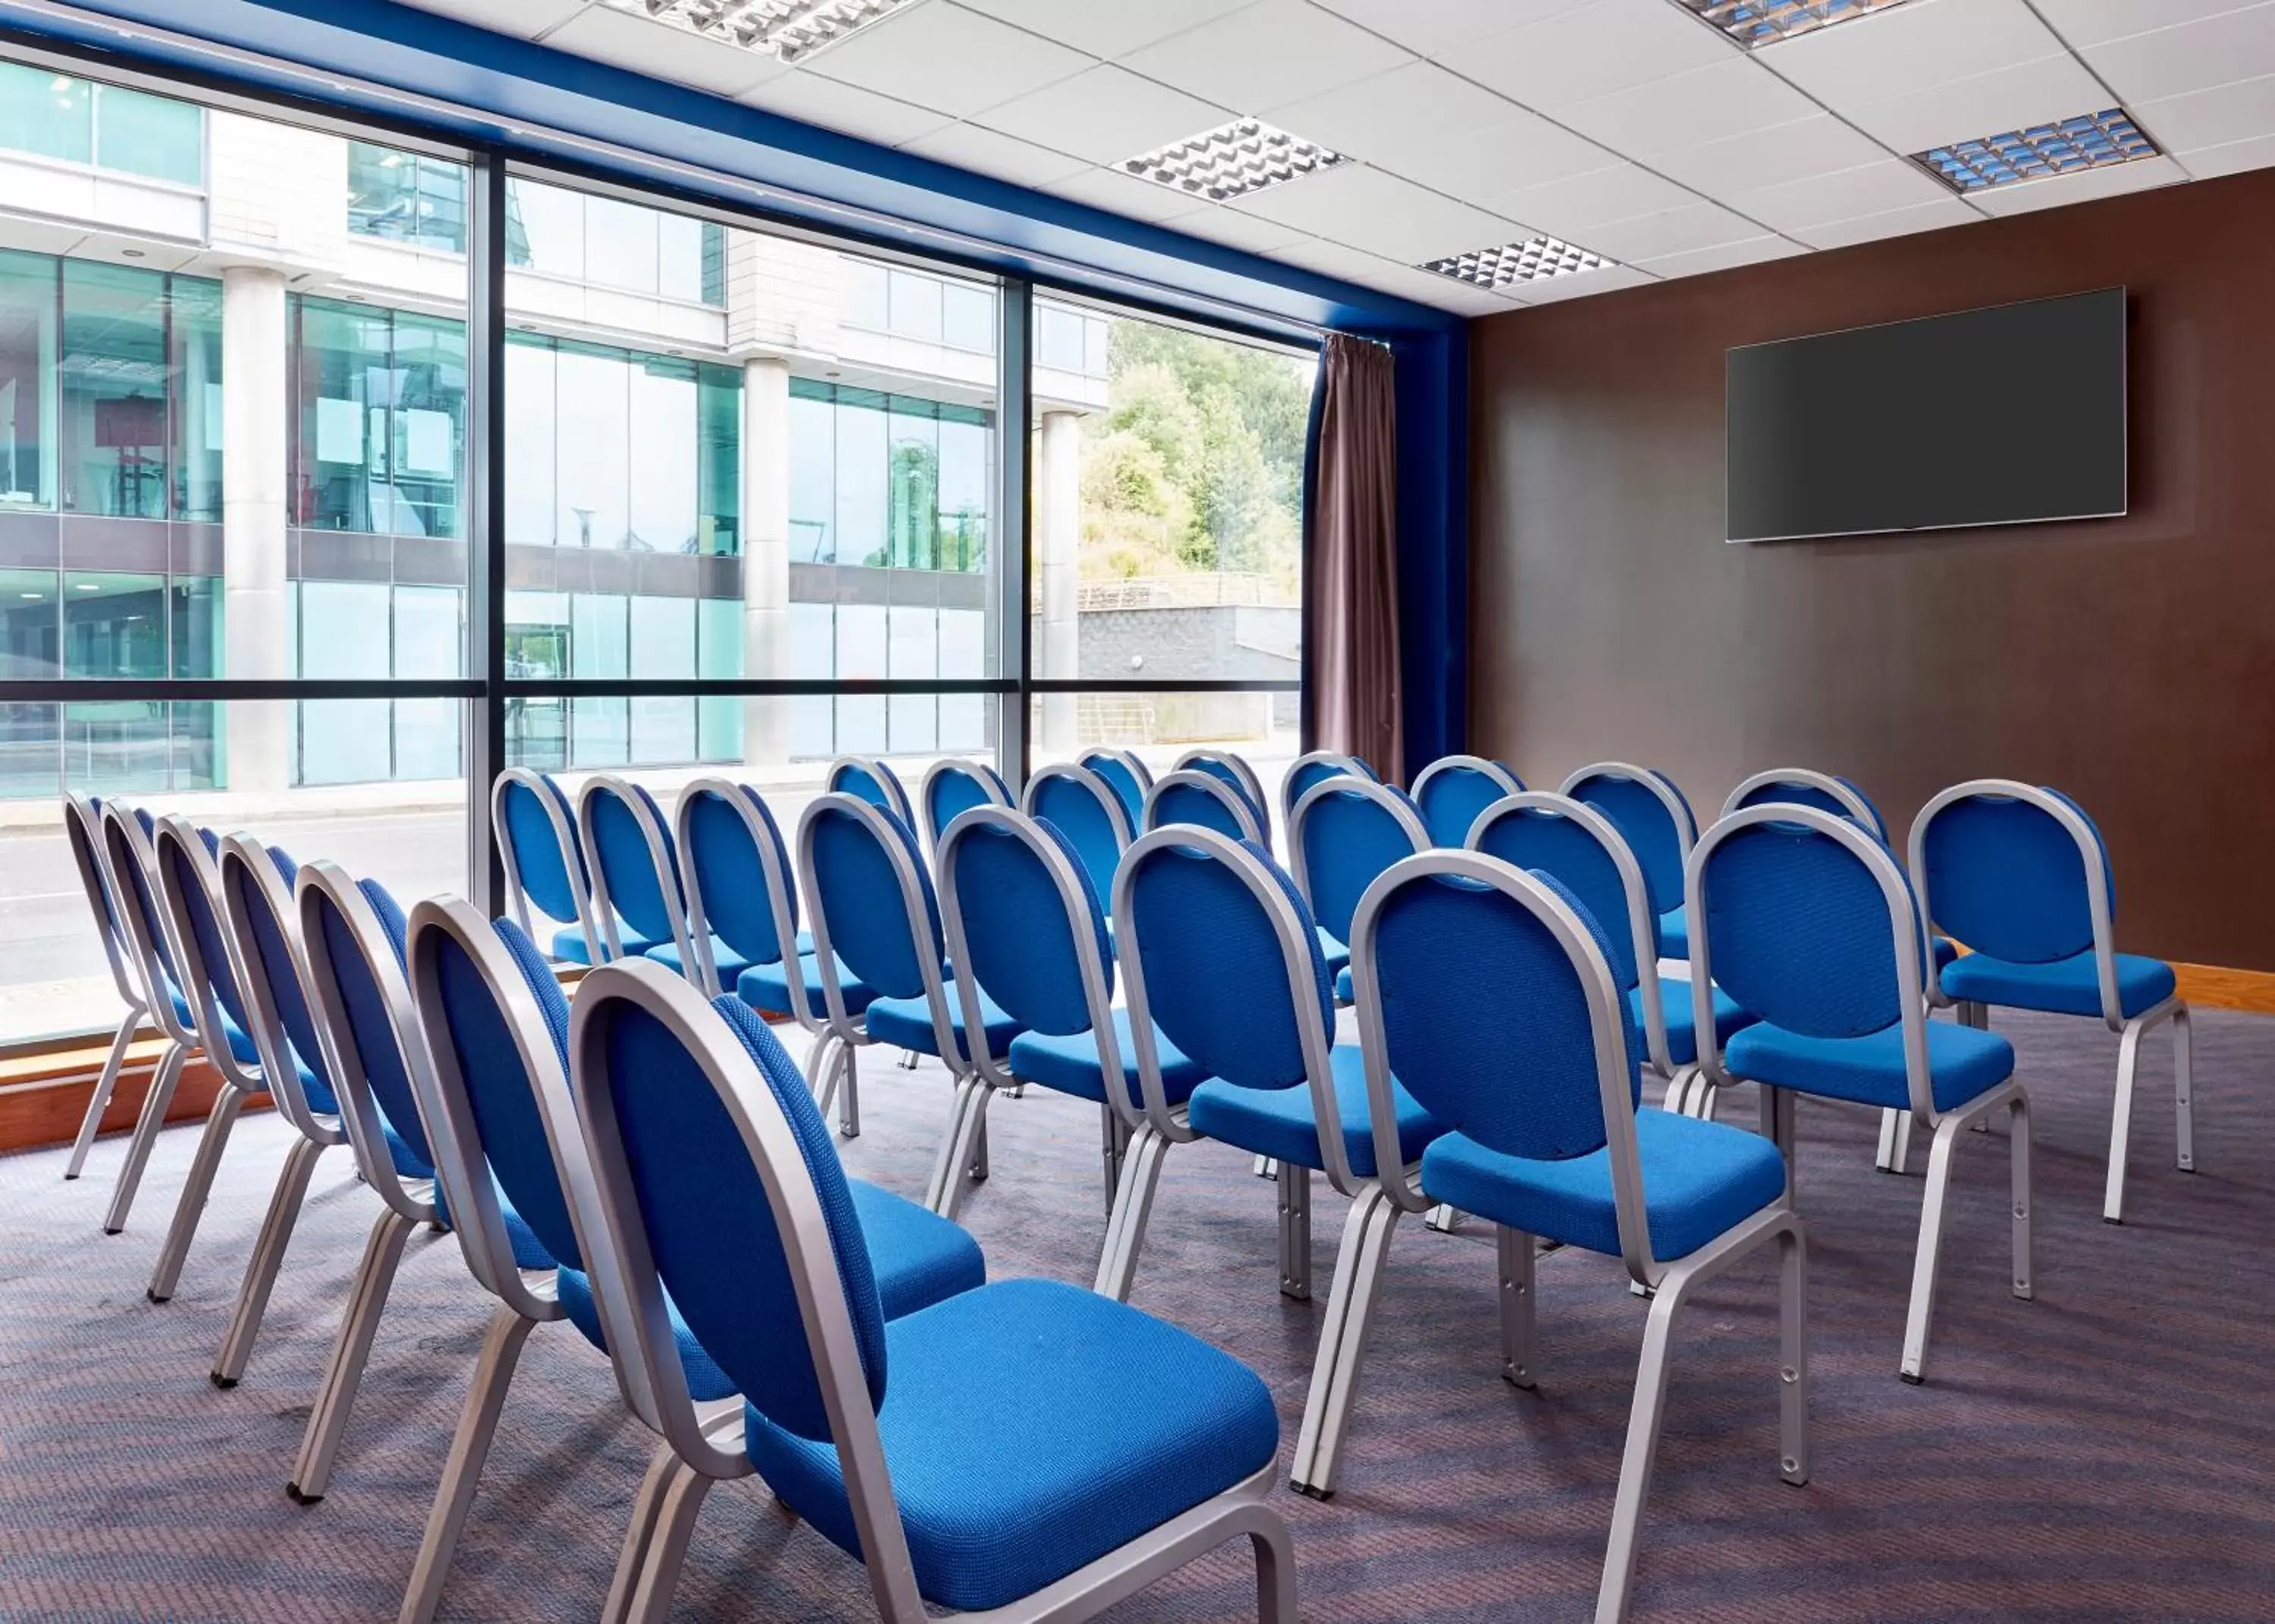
[0, 1042, 259, 1158]
[2173, 962, 2275, 1015]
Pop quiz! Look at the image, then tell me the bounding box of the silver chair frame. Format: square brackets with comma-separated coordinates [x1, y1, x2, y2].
[1690, 804, 2035, 1384]
[1021, 760, 1136, 851]
[1410, 754, 1525, 846]
[1560, 762, 1699, 918]
[492, 767, 604, 964]
[570, 960, 1298, 1624]
[918, 757, 1014, 856]
[61, 794, 153, 1181]
[1141, 769, 1266, 845]
[1350, 849, 1808, 1622]
[576, 775, 701, 977]
[284, 858, 450, 1503]
[1721, 768, 1884, 837]
[1076, 746, 1153, 819]
[1288, 776, 1429, 994]
[1172, 746, 1269, 827]
[828, 752, 916, 829]
[1904, 779, 2193, 1223]
[1279, 750, 1373, 831]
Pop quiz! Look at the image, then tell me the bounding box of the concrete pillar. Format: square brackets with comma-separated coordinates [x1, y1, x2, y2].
[221, 265, 290, 795]
[741, 356, 792, 767]
[1036, 409, 1083, 751]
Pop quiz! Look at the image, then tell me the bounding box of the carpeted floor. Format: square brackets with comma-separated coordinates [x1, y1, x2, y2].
[2, 1006, 2269, 1622]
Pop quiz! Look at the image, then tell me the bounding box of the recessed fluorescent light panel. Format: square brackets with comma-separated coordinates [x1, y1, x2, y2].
[603, 0, 916, 64]
[1673, 0, 1911, 48]
[1120, 120, 1348, 204]
[1420, 237, 1612, 290]
[1913, 109, 2160, 193]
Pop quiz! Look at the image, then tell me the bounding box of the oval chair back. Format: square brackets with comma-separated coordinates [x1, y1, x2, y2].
[1078, 748, 1153, 828]
[491, 768, 598, 963]
[1141, 769, 1266, 845]
[1280, 751, 1375, 831]
[65, 793, 145, 1017]
[1021, 763, 1133, 920]
[919, 758, 1013, 854]
[1115, 825, 1358, 1193]
[827, 754, 915, 829]
[1410, 755, 1526, 848]
[675, 778, 806, 1010]
[215, 836, 344, 1144]
[576, 776, 697, 974]
[1562, 762, 1698, 950]
[151, 817, 267, 1102]
[1724, 769, 1886, 839]
[1172, 747, 1269, 829]
[1288, 777, 1429, 963]
[797, 792, 959, 1063]
[101, 800, 196, 1049]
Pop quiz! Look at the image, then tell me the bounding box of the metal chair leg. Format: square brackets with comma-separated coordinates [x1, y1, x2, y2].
[103, 1041, 187, 1235]
[65, 1011, 140, 1180]
[288, 1205, 417, 1503]
[1100, 1105, 1131, 1215]
[1595, 1281, 1684, 1624]
[148, 1083, 252, 1303]
[623, 1458, 717, 1624]
[1250, 1509, 1301, 1624]
[1095, 1124, 1170, 1303]
[1497, 1225, 1538, 1390]
[1898, 1114, 1963, 1385]
[2009, 1090, 2034, 1303]
[1778, 1222, 1810, 1488]
[2104, 1012, 2148, 1223]
[398, 1304, 538, 1624]
[836, 1039, 860, 1140]
[896, 1047, 921, 1070]
[213, 1136, 330, 1387]
[1276, 1164, 1312, 1302]
[600, 1447, 680, 1624]
[1426, 1203, 1461, 1234]
[1874, 1108, 1903, 1173]
[2173, 1003, 2195, 1175]
[1253, 1153, 1278, 1181]
[923, 1076, 992, 1219]
[1289, 1187, 1401, 1498]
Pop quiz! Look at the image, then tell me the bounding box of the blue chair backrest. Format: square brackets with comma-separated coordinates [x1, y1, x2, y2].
[105, 807, 184, 994]
[1146, 773, 1260, 843]
[499, 772, 584, 926]
[1024, 766, 1128, 920]
[155, 823, 254, 1037]
[222, 842, 334, 1108]
[1283, 752, 1375, 817]
[829, 756, 912, 826]
[1567, 767, 1692, 917]
[943, 814, 1109, 1039]
[805, 797, 940, 1002]
[681, 782, 798, 969]
[1919, 786, 2109, 964]
[1293, 781, 1426, 948]
[1731, 773, 1887, 840]
[582, 981, 886, 1443]
[1366, 862, 1636, 1162]
[1122, 834, 1331, 1093]
[586, 780, 680, 946]
[307, 876, 438, 1171]
[1697, 818, 1909, 1040]
[1471, 801, 1643, 992]
[1078, 749, 1150, 825]
[1413, 757, 1524, 848]
[922, 759, 1009, 848]
[65, 795, 130, 967]
[1181, 751, 1261, 811]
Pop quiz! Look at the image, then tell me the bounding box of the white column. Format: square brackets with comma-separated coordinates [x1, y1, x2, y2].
[741, 356, 792, 767]
[1037, 409, 1083, 752]
[221, 265, 289, 795]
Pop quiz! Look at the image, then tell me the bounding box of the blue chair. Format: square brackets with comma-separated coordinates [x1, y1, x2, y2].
[827, 752, 915, 829]
[1910, 780, 2192, 1224]
[1115, 825, 1445, 1495]
[1723, 767, 1887, 838]
[492, 767, 641, 965]
[1279, 749, 1375, 832]
[60, 794, 152, 1182]
[576, 776, 714, 990]
[208, 835, 353, 1390]
[1287, 776, 1429, 995]
[1563, 763, 1699, 959]
[1078, 745, 1153, 826]
[918, 756, 1012, 854]
[287, 860, 457, 1502]
[1469, 792, 1759, 1121]
[1410, 754, 1525, 848]
[1348, 849, 1806, 1619]
[1021, 761, 1134, 921]
[1143, 768, 1266, 845]
[396, 897, 984, 1624]
[565, 959, 1297, 1624]
[1689, 805, 2035, 1384]
[1173, 745, 1269, 829]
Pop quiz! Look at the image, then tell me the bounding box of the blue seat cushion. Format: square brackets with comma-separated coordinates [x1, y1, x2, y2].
[742, 1278, 1279, 1614]
[1932, 935, 1960, 971]
[1641, 976, 1756, 1067]
[846, 1178, 988, 1321]
[739, 952, 875, 1021]
[381, 1121, 435, 1182]
[1316, 925, 1351, 980]
[1334, 964, 1354, 1003]
[557, 1266, 739, 1403]
[645, 934, 751, 988]
[549, 922, 657, 965]
[1941, 948, 2176, 1022]
[1726, 1018, 2015, 1112]
[1188, 1044, 1442, 1177]
[864, 980, 1023, 1063]
[1422, 1110, 1789, 1262]
[1007, 1007, 1207, 1109]
[1658, 904, 1689, 959]
[176, 991, 343, 1117]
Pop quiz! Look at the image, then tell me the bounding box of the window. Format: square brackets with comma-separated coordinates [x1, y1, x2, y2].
[0, 66, 203, 184]
[293, 298, 466, 540]
[348, 143, 469, 252]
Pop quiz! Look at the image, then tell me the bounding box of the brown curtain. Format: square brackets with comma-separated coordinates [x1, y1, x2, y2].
[1307, 333, 1403, 782]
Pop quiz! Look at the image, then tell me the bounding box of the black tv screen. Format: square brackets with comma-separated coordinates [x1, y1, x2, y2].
[1725, 287, 2126, 543]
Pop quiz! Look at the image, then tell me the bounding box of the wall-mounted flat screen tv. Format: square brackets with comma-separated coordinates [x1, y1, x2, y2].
[1725, 287, 2126, 544]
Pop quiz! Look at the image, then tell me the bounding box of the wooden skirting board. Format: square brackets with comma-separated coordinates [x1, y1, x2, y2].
[2173, 961, 2275, 1015]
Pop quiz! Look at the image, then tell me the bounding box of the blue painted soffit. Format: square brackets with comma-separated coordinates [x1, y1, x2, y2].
[5, 0, 1464, 340]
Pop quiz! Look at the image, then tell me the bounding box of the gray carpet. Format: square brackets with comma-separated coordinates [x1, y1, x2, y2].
[2, 1007, 2270, 1622]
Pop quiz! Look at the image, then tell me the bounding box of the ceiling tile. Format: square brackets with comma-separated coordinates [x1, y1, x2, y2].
[541, 5, 788, 97]
[1558, 55, 1820, 155]
[1228, 162, 1522, 262]
[1583, 200, 1765, 261]
[1761, 0, 2061, 108]
[1162, 205, 1315, 253]
[2032, 0, 2265, 50]
[1042, 165, 1205, 222]
[1480, 161, 1700, 239]
[805, 2, 1094, 119]
[1119, 0, 1415, 112]
[1717, 157, 1953, 233]
[899, 122, 1090, 187]
[1966, 152, 2186, 212]
[954, 0, 1253, 59]
[1463, 0, 1739, 112]
[1262, 61, 1530, 168]
[1841, 52, 2110, 155]
[736, 71, 956, 145]
[1634, 234, 1807, 281]
[974, 64, 1228, 164]
[1508, 262, 1658, 304]
[399, 0, 586, 38]
[1645, 113, 1888, 196]
[2182, 127, 2275, 174]
[1792, 196, 1978, 249]
[1360, 106, 1622, 202]
[1308, 0, 1595, 58]
[1266, 233, 1407, 281]
[2082, 4, 2275, 103]
[2133, 71, 2275, 152]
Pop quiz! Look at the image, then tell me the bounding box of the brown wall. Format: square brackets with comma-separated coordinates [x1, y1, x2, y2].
[1470, 167, 2275, 970]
